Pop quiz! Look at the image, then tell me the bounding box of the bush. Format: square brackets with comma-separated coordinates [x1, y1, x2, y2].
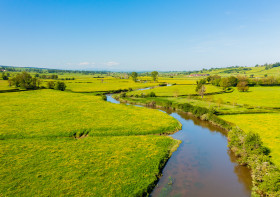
[101, 95, 107, 101]
[47, 81, 55, 89]
[54, 81, 66, 91]
[120, 92, 127, 98]
[237, 81, 249, 92]
[148, 92, 156, 97]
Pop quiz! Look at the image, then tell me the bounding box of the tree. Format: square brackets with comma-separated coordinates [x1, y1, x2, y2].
[9, 71, 39, 89]
[151, 71, 158, 81]
[47, 81, 55, 89]
[228, 76, 238, 86]
[2, 72, 9, 80]
[196, 83, 206, 98]
[131, 72, 138, 82]
[219, 78, 230, 90]
[237, 81, 249, 92]
[54, 81, 66, 91]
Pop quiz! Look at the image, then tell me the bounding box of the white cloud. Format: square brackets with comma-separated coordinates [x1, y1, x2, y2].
[104, 61, 120, 67]
[78, 62, 91, 66]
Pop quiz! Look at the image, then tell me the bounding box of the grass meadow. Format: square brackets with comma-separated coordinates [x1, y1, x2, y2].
[0, 136, 179, 196]
[65, 78, 158, 92]
[220, 113, 280, 167]
[0, 87, 181, 196]
[0, 90, 180, 139]
[0, 80, 16, 91]
[127, 84, 222, 97]
[205, 86, 280, 108]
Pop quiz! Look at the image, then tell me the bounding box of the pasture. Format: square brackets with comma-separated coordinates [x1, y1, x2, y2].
[204, 86, 280, 108]
[0, 90, 180, 139]
[0, 88, 181, 196]
[127, 84, 222, 97]
[0, 136, 179, 196]
[65, 79, 158, 92]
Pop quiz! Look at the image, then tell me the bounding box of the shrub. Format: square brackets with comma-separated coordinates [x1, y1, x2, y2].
[148, 92, 156, 97]
[54, 81, 66, 91]
[120, 92, 127, 98]
[159, 83, 167, 86]
[47, 81, 55, 89]
[237, 81, 249, 92]
[101, 95, 107, 101]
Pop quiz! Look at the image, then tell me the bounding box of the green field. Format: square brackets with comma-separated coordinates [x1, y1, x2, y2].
[127, 84, 222, 97]
[0, 136, 179, 196]
[0, 88, 181, 196]
[65, 78, 158, 92]
[199, 65, 280, 77]
[158, 77, 197, 85]
[0, 90, 180, 139]
[0, 80, 16, 91]
[205, 86, 280, 108]
[220, 113, 280, 166]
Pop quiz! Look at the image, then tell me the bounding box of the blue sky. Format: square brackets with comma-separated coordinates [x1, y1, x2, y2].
[0, 0, 280, 71]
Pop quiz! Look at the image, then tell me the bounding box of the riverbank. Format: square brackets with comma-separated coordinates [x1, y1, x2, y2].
[116, 95, 280, 196]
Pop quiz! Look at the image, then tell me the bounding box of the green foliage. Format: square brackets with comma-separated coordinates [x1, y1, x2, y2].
[101, 95, 107, 101]
[54, 81, 66, 91]
[131, 72, 138, 82]
[151, 71, 159, 81]
[120, 92, 127, 98]
[47, 81, 55, 89]
[9, 71, 40, 89]
[237, 81, 249, 92]
[2, 72, 9, 80]
[147, 91, 156, 97]
[195, 83, 206, 98]
[228, 128, 280, 196]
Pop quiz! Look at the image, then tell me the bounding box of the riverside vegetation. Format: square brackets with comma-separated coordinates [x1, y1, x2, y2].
[1, 64, 280, 196]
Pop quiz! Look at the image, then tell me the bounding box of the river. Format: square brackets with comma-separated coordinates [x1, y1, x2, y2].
[106, 94, 252, 197]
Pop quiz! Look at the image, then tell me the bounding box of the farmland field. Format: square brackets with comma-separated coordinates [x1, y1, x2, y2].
[204, 86, 280, 108]
[0, 136, 179, 196]
[0, 90, 180, 139]
[127, 84, 222, 97]
[65, 78, 158, 92]
[0, 87, 181, 196]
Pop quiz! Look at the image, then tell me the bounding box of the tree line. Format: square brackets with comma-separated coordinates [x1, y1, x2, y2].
[8, 72, 66, 91]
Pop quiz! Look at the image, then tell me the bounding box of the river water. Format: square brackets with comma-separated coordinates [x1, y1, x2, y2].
[106, 95, 252, 197]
